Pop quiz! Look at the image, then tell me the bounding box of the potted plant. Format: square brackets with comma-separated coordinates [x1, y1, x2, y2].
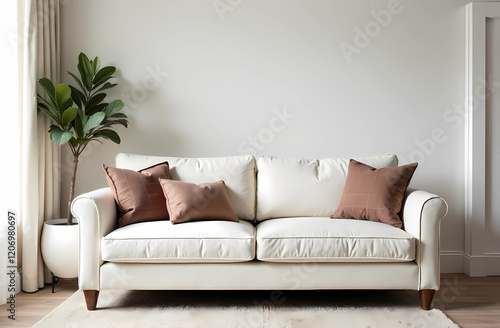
[38, 53, 127, 282]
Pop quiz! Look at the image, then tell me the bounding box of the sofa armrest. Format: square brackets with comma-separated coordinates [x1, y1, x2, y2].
[71, 187, 117, 290]
[401, 188, 448, 290]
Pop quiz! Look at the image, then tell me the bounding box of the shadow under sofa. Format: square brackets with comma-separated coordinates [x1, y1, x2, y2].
[72, 153, 448, 311]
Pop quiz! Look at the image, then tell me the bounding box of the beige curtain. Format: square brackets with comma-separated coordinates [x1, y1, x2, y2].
[18, 0, 60, 293]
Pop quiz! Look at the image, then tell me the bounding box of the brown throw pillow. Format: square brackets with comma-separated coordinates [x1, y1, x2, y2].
[103, 162, 171, 227]
[331, 159, 418, 228]
[158, 179, 239, 224]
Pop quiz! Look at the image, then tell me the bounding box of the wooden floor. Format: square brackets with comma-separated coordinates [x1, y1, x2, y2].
[0, 278, 78, 328]
[0, 273, 498, 327]
[435, 274, 500, 328]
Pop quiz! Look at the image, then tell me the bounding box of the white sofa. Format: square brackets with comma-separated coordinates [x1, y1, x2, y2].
[72, 153, 448, 311]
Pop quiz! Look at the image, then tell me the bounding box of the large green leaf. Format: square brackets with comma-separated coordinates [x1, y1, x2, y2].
[115, 119, 128, 128]
[78, 53, 93, 91]
[102, 118, 128, 128]
[69, 85, 84, 109]
[55, 84, 71, 112]
[76, 108, 87, 124]
[37, 93, 56, 109]
[92, 129, 121, 144]
[77, 62, 86, 90]
[93, 66, 116, 86]
[80, 52, 94, 75]
[93, 82, 117, 94]
[92, 56, 101, 73]
[61, 97, 73, 112]
[50, 127, 73, 145]
[109, 112, 128, 119]
[38, 78, 57, 107]
[67, 71, 86, 94]
[86, 103, 108, 116]
[104, 100, 124, 117]
[74, 111, 84, 138]
[62, 107, 78, 126]
[37, 101, 49, 111]
[110, 118, 128, 128]
[83, 112, 105, 132]
[91, 76, 112, 91]
[86, 93, 106, 111]
[37, 101, 61, 125]
[37, 94, 59, 114]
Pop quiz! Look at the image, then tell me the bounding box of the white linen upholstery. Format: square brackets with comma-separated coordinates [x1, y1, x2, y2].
[256, 217, 415, 262]
[256, 154, 398, 221]
[72, 188, 118, 291]
[402, 188, 448, 290]
[101, 220, 255, 263]
[73, 153, 448, 302]
[115, 153, 256, 221]
[100, 262, 419, 290]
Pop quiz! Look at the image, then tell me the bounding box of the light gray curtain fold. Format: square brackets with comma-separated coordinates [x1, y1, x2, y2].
[19, 0, 61, 293]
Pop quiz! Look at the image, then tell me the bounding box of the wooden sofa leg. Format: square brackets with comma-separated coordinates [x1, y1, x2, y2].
[419, 289, 435, 310]
[83, 290, 99, 311]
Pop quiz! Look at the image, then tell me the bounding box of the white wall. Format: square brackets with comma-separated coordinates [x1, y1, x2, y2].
[60, 0, 467, 270]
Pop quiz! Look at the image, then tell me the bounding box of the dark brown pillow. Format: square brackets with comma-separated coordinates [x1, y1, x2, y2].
[103, 162, 171, 227]
[158, 179, 239, 224]
[331, 159, 418, 228]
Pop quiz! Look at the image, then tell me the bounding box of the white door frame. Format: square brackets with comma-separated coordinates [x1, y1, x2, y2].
[465, 2, 500, 276]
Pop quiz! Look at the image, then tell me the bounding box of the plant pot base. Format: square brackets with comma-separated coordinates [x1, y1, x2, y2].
[41, 219, 79, 279]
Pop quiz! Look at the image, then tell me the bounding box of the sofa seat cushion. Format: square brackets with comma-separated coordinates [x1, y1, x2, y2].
[102, 220, 256, 263]
[256, 217, 415, 262]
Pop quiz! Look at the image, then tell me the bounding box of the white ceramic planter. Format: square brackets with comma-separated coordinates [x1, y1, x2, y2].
[41, 219, 79, 278]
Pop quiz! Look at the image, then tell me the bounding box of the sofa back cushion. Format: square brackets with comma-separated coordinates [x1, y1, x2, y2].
[256, 154, 398, 221]
[115, 153, 256, 221]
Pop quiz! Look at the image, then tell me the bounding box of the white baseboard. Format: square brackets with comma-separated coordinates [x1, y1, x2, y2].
[440, 251, 500, 276]
[463, 254, 500, 277]
[440, 251, 464, 273]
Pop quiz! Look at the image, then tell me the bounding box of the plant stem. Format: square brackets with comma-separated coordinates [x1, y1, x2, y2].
[67, 154, 79, 225]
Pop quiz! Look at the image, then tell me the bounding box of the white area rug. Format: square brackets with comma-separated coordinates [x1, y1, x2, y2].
[33, 289, 460, 328]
